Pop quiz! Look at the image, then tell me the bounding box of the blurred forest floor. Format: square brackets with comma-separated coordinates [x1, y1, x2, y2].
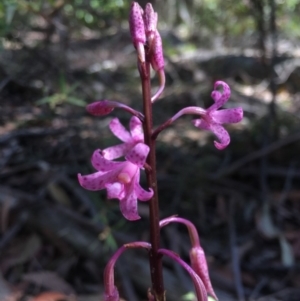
[1, 2, 300, 301]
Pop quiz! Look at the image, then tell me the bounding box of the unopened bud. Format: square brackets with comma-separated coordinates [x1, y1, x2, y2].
[150, 30, 164, 71]
[129, 2, 146, 63]
[129, 2, 146, 46]
[86, 100, 144, 121]
[86, 100, 115, 116]
[190, 247, 218, 300]
[143, 3, 158, 46]
[147, 289, 155, 301]
[104, 287, 119, 301]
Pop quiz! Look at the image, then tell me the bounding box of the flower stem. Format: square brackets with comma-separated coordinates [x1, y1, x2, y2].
[152, 106, 206, 140]
[140, 61, 165, 301]
[158, 249, 207, 301]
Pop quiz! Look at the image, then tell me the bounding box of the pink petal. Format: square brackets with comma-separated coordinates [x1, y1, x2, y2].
[210, 123, 230, 150]
[132, 169, 153, 202]
[119, 189, 140, 221]
[109, 118, 131, 142]
[91, 149, 122, 171]
[78, 170, 116, 191]
[134, 180, 153, 201]
[125, 143, 149, 167]
[211, 107, 243, 124]
[208, 81, 231, 112]
[106, 183, 125, 200]
[78, 160, 131, 191]
[102, 143, 134, 160]
[129, 116, 144, 141]
[193, 120, 230, 150]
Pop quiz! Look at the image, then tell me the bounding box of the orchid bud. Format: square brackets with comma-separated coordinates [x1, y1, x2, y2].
[86, 100, 144, 120]
[104, 287, 119, 301]
[86, 100, 115, 116]
[190, 247, 218, 300]
[150, 30, 164, 72]
[147, 289, 155, 301]
[143, 3, 158, 46]
[129, 2, 146, 63]
[104, 246, 124, 301]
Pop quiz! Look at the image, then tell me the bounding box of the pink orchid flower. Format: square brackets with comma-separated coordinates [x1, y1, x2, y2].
[192, 81, 243, 150]
[102, 116, 144, 160]
[78, 143, 153, 221]
[154, 81, 243, 149]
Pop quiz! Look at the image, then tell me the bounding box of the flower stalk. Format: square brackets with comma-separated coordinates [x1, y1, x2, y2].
[140, 60, 165, 300]
[158, 249, 207, 301]
[104, 242, 152, 301]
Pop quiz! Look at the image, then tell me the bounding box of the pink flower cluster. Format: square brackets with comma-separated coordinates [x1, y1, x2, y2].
[79, 81, 243, 220]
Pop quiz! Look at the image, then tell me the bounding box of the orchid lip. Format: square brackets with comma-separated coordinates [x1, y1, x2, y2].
[118, 172, 131, 184]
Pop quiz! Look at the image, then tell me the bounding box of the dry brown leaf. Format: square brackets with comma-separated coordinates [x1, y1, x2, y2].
[77, 295, 102, 301]
[23, 271, 75, 294]
[47, 183, 71, 206]
[30, 291, 76, 301]
[2, 234, 41, 270]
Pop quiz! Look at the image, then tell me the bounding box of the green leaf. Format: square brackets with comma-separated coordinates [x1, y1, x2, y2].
[67, 83, 79, 93]
[36, 96, 53, 105]
[4, 1, 16, 24]
[59, 72, 67, 93]
[66, 97, 86, 107]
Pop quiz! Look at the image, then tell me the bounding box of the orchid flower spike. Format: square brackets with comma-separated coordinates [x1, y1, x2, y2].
[102, 116, 144, 160]
[129, 2, 165, 103]
[153, 81, 243, 149]
[78, 143, 153, 221]
[86, 100, 144, 121]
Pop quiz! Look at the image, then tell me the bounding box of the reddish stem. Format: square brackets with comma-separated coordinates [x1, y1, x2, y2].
[140, 61, 165, 301]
